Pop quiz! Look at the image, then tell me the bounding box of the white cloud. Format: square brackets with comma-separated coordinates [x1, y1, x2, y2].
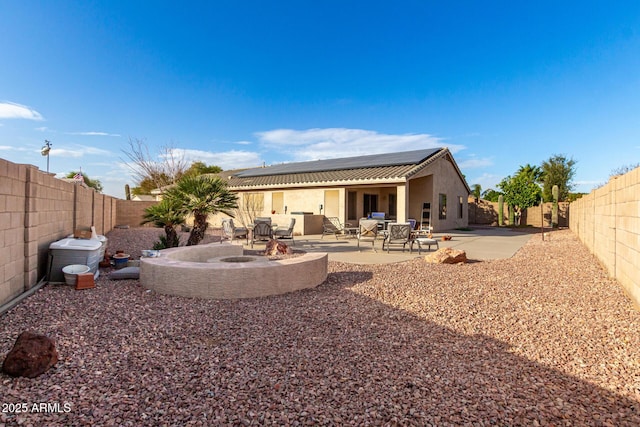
[467, 173, 502, 191]
[0, 145, 30, 152]
[0, 101, 44, 120]
[171, 148, 262, 170]
[457, 157, 494, 169]
[35, 126, 49, 132]
[66, 131, 121, 137]
[50, 145, 112, 158]
[235, 140, 252, 145]
[255, 128, 463, 161]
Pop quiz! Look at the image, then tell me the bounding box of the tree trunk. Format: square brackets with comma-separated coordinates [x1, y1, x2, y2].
[164, 225, 179, 248]
[187, 213, 208, 246]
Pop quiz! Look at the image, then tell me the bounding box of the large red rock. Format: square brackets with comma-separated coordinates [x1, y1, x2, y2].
[2, 331, 58, 378]
[424, 247, 467, 264]
[265, 239, 293, 256]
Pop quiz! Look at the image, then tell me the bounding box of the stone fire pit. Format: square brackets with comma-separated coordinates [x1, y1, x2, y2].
[139, 243, 328, 299]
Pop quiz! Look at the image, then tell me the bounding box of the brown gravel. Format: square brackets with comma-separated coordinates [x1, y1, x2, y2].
[1, 228, 639, 426]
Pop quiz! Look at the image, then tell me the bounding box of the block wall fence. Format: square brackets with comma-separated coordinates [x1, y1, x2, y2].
[0, 158, 125, 306]
[570, 167, 640, 308]
[468, 199, 570, 228]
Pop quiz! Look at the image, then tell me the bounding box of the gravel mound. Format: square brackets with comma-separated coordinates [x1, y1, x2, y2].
[1, 229, 639, 425]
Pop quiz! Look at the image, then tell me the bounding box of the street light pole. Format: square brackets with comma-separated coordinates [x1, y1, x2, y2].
[41, 140, 52, 172]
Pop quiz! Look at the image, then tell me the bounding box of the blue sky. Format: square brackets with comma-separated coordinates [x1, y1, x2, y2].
[1, 1, 639, 198]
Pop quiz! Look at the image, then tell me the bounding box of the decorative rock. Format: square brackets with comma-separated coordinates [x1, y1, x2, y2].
[424, 248, 467, 264]
[265, 239, 293, 256]
[2, 331, 58, 378]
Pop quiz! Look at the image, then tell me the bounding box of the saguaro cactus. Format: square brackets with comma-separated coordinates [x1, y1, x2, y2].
[551, 184, 559, 227]
[125, 184, 131, 200]
[498, 194, 504, 226]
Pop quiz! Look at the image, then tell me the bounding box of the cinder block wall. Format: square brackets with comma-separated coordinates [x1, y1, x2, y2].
[468, 199, 569, 227]
[116, 200, 158, 228]
[0, 157, 119, 306]
[570, 167, 640, 308]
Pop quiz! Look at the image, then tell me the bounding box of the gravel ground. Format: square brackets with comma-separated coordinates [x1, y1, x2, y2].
[1, 228, 639, 426]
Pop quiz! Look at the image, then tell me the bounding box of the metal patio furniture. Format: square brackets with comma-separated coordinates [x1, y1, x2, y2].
[251, 221, 273, 248]
[382, 222, 412, 253]
[357, 219, 379, 252]
[322, 217, 352, 239]
[273, 218, 296, 245]
[221, 219, 248, 244]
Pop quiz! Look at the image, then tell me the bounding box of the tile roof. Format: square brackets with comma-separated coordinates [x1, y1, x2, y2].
[221, 148, 452, 189]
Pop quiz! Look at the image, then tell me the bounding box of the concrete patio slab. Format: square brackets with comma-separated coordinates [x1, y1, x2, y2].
[242, 226, 536, 264]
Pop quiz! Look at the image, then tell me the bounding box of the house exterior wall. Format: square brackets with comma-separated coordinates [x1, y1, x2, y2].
[409, 155, 469, 230]
[202, 154, 470, 233]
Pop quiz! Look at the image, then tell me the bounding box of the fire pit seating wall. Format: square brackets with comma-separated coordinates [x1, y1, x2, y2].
[139, 243, 328, 299]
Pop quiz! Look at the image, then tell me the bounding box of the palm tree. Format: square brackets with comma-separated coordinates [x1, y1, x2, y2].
[165, 175, 238, 246]
[141, 198, 185, 248]
[517, 164, 543, 184]
[471, 183, 481, 201]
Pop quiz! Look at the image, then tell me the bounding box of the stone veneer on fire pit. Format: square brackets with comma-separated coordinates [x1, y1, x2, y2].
[139, 243, 328, 299]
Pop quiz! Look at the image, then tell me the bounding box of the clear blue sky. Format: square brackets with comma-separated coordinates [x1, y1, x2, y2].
[1, 1, 639, 198]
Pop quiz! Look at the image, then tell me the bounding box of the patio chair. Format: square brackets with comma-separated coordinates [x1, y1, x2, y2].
[273, 218, 296, 245]
[251, 221, 273, 248]
[221, 219, 248, 244]
[254, 217, 271, 225]
[322, 217, 352, 239]
[382, 223, 412, 253]
[357, 219, 379, 252]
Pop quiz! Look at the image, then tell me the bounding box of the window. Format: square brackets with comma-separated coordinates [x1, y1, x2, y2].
[272, 192, 283, 214]
[363, 194, 378, 217]
[388, 194, 397, 219]
[347, 191, 357, 221]
[439, 194, 447, 220]
[243, 193, 264, 211]
[458, 196, 463, 219]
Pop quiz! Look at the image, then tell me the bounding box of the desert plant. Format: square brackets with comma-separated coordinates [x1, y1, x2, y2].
[164, 175, 238, 246]
[125, 184, 131, 200]
[152, 234, 180, 250]
[552, 184, 559, 227]
[140, 198, 186, 248]
[498, 195, 504, 226]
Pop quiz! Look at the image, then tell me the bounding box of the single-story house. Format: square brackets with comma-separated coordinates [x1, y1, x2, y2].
[212, 147, 471, 234]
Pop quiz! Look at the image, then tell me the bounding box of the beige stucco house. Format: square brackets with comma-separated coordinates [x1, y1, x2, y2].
[211, 148, 470, 234]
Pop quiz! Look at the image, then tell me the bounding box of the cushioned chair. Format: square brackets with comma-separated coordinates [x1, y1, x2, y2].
[251, 221, 273, 248]
[382, 223, 412, 253]
[255, 217, 272, 225]
[273, 218, 296, 245]
[221, 219, 248, 244]
[357, 219, 379, 252]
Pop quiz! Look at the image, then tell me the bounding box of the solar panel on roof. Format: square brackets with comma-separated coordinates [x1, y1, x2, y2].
[236, 148, 442, 177]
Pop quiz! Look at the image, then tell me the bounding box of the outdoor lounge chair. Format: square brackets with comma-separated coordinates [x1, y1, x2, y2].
[251, 221, 273, 248]
[322, 217, 352, 239]
[382, 222, 412, 253]
[221, 219, 248, 244]
[357, 219, 379, 252]
[273, 218, 296, 245]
